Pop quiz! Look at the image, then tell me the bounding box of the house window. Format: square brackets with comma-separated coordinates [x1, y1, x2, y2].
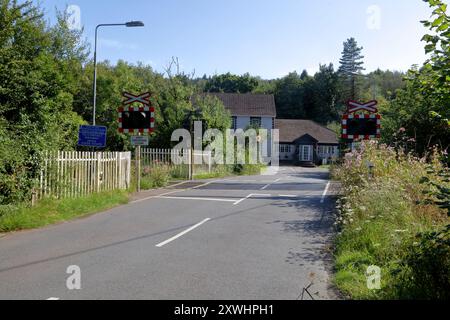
[250, 117, 262, 128]
[319, 146, 335, 155]
[231, 116, 237, 130]
[280, 144, 291, 153]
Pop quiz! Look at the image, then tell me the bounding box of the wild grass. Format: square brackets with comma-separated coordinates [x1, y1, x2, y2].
[332, 141, 449, 299]
[140, 165, 171, 190]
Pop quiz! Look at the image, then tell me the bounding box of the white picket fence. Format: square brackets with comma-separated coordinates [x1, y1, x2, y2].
[140, 148, 212, 174]
[38, 151, 131, 200]
[140, 148, 177, 166]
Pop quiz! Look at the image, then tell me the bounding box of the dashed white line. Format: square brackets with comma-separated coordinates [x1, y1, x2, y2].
[131, 190, 182, 204]
[47, 297, 60, 300]
[192, 181, 217, 189]
[233, 194, 253, 206]
[260, 178, 281, 190]
[320, 181, 331, 204]
[233, 193, 271, 205]
[157, 196, 236, 203]
[155, 218, 211, 248]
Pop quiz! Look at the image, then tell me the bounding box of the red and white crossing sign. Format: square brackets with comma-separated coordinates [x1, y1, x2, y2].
[347, 100, 378, 114]
[122, 92, 151, 106]
[342, 113, 381, 140]
[118, 92, 156, 134]
[342, 100, 381, 141]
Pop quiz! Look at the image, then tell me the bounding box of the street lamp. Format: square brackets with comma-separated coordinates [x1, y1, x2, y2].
[92, 21, 145, 126]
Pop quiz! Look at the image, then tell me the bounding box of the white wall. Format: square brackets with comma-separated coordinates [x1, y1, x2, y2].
[235, 116, 273, 130]
[235, 116, 274, 158]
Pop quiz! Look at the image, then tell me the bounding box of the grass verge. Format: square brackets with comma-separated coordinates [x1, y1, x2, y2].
[0, 190, 129, 233]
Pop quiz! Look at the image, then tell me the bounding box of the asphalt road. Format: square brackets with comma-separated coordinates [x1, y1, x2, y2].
[0, 166, 339, 300]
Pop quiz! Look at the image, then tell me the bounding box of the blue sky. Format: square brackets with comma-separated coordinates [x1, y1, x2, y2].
[39, 0, 444, 79]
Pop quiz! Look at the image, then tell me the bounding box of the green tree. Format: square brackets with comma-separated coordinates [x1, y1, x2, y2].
[274, 72, 307, 119]
[382, 0, 449, 155]
[338, 37, 365, 101]
[0, 1, 86, 204]
[204, 72, 259, 93]
[310, 64, 339, 123]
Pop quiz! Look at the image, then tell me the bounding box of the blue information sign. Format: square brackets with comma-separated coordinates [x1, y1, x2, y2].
[78, 125, 107, 148]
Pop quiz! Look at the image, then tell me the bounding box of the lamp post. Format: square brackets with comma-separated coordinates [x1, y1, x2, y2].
[92, 21, 144, 126]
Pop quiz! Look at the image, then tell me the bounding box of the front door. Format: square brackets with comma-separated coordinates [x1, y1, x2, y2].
[300, 145, 313, 162]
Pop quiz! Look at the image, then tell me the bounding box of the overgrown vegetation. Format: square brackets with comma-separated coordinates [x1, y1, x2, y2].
[332, 0, 449, 299]
[332, 142, 449, 299]
[140, 165, 171, 190]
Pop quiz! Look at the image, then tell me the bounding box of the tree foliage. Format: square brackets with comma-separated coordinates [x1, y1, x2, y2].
[0, 1, 85, 205]
[381, 0, 450, 155]
[204, 72, 259, 93]
[338, 37, 365, 101]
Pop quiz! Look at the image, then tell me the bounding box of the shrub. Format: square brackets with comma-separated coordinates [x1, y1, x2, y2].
[332, 141, 449, 299]
[398, 225, 450, 300]
[140, 165, 171, 190]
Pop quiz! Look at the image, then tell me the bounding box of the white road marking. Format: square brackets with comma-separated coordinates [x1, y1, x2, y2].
[155, 218, 211, 248]
[47, 297, 60, 300]
[320, 181, 331, 204]
[260, 178, 282, 190]
[131, 190, 182, 204]
[260, 184, 270, 190]
[192, 180, 216, 189]
[157, 196, 236, 203]
[233, 193, 271, 205]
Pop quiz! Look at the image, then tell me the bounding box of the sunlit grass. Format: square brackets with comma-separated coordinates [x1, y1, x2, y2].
[0, 191, 129, 233]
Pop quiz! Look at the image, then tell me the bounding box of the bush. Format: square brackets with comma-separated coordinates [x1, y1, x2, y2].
[399, 225, 450, 300]
[140, 165, 171, 190]
[233, 163, 265, 176]
[332, 141, 449, 299]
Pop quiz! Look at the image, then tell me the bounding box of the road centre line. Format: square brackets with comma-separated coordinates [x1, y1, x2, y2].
[260, 178, 282, 190]
[157, 196, 236, 203]
[131, 180, 216, 204]
[192, 180, 217, 189]
[320, 181, 331, 204]
[260, 184, 270, 190]
[233, 193, 271, 205]
[130, 190, 182, 204]
[155, 218, 211, 248]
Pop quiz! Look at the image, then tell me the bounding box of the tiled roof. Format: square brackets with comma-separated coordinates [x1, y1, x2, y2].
[275, 119, 339, 145]
[204, 93, 277, 117]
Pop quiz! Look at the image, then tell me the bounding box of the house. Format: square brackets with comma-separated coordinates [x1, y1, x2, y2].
[206, 93, 276, 131]
[205, 93, 339, 166]
[275, 119, 339, 165]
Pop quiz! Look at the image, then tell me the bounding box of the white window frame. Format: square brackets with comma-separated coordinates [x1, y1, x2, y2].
[280, 144, 292, 153]
[301, 145, 313, 162]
